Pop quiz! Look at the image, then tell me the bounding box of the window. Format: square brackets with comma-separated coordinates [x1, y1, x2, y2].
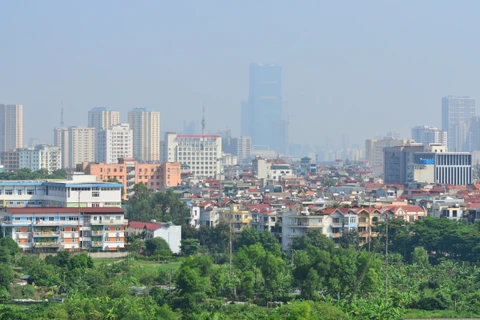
[332, 218, 340, 224]
[5, 190, 12, 195]
[452, 211, 458, 218]
[60, 217, 66, 221]
[49, 217, 54, 221]
[17, 190, 22, 195]
[92, 191, 100, 197]
[350, 217, 356, 224]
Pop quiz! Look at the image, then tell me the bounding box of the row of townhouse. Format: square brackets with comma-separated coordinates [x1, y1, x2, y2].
[188, 201, 427, 252]
[0, 174, 127, 252]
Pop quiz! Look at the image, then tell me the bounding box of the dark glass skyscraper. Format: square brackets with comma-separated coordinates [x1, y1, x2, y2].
[241, 63, 287, 154]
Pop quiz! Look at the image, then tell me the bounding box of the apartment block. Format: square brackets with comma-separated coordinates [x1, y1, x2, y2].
[0, 207, 126, 252]
[77, 158, 181, 199]
[0, 104, 23, 152]
[88, 107, 120, 131]
[19, 145, 61, 174]
[69, 127, 96, 168]
[128, 108, 160, 162]
[96, 123, 133, 164]
[237, 136, 252, 163]
[164, 133, 222, 178]
[53, 127, 69, 169]
[365, 137, 415, 166]
[411, 126, 447, 148]
[0, 150, 19, 172]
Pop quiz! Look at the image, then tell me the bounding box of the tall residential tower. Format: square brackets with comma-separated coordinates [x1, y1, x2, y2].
[442, 96, 475, 152]
[0, 104, 23, 152]
[88, 107, 120, 130]
[128, 108, 160, 162]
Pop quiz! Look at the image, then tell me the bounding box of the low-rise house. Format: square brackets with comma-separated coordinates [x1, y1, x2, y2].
[126, 221, 181, 254]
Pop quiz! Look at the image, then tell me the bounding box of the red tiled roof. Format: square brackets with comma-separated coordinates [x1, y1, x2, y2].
[129, 221, 169, 231]
[5, 207, 124, 214]
[246, 188, 259, 193]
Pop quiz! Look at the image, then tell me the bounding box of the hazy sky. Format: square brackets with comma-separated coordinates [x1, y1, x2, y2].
[2, 1, 480, 148]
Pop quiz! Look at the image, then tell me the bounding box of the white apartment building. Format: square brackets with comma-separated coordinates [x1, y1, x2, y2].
[0, 174, 125, 252]
[164, 133, 222, 178]
[128, 108, 160, 162]
[88, 107, 120, 130]
[411, 126, 448, 148]
[96, 123, 133, 164]
[69, 127, 96, 168]
[127, 221, 181, 254]
[53, 127, 69, 169]
[237, 136, 252, 163]
[19, 145, 61, 174]
[0, 104, 23, 152]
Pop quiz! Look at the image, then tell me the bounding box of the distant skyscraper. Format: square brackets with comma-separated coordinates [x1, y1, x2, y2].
[241, 63, 286, 154]
[469, 117, 480, 151]
[53, 127, 69, 168]
[88, 107, 120, 131]
[128, 108, 160, 162]
[237, 136, 252, 163]
[96, 123, 133, 164]
[68, 127, 96, 168]
[442, 96, 475, 151]
[0, 104, 23, 152]
[411, 126, 447, 148]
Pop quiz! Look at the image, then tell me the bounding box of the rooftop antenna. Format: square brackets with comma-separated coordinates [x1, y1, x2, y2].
[201, 105, 206, 136]
[60, 101, 64, 128]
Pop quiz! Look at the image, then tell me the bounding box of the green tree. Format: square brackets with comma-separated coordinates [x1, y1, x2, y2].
[145, 237, 172, 259]
[0, 264, 13, 290]
[181, 238, 200, 256]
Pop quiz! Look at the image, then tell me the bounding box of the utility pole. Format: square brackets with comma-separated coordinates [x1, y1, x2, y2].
[385, 213, 389, 305]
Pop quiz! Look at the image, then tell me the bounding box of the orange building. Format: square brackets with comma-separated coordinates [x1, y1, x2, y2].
[77, 158, 181, 199]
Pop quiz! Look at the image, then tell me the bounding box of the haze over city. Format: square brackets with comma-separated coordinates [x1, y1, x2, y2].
[2, 1, 480, 149]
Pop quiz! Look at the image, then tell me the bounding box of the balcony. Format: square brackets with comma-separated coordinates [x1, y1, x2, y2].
[34, 242, 60, 247]
[92, 241, 104, 247]
[33, 232, 60, 237]
[331, 222, 343, 228]
[91, 230, 104, 235]
[332, 233, 342, 238]
[90, 219, 125, 225]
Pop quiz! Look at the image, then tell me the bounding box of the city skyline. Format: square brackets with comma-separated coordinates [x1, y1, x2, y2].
[4, 2, 480, 148]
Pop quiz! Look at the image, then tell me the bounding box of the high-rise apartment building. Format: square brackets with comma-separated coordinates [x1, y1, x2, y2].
[164, 132, 222, 178]
[469, 117, 480, 151]
[88, 107, 120, 131]
[128, 108, 160, 162]
[96, 124, 133, 164]
[365, 137, 416, 166]
[411, 126, 447, 148]
[241, 63, 286, 154]
[53, 127, 69, 169]
[19, 145, 61, 174]
[68, 127, 96, 168]
[0, 104, 23, 152]
[237, 136, 252, 163]
[442, 96, 475, 152]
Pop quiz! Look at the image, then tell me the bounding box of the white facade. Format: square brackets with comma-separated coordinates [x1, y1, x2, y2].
[237, 136, 252, 162]
[268, 164, 293, 181]
[164, 133, 222, 178]
[0, 104, 23, 152]
[411, 126, 447, 148]
[128, 108, 160, 162]
[53, 127, 69, 169]
[69, 127, 96, 168]
[188, 206, 200, 229]
[88, 107, 120, 131]
[0, 174, 122, 208]
[152, 224, 181, 254]
[19, 145, 61, 174]
[96, 123, 133, 164]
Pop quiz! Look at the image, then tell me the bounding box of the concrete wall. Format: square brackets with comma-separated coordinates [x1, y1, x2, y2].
[37, 251, 128, 259]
